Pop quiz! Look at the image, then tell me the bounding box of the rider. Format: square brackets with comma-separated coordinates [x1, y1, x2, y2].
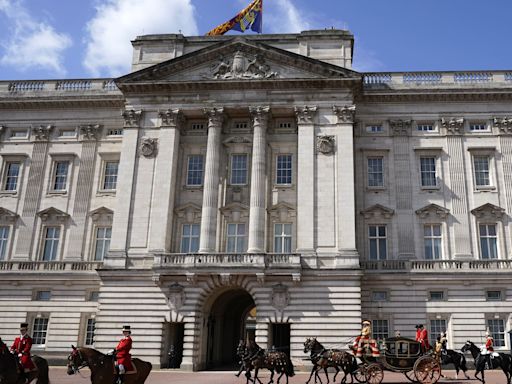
[481, 328, 497, 368]
[417, 324, 431, 352]
[113, 325, 134, 384]
[10, 322, 36, 382]
[353, 320, 380, 358]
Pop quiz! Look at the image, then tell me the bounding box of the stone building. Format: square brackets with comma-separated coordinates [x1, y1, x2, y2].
[0, 29, 511, 369]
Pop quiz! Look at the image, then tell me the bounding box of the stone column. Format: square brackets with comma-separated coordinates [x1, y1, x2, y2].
[198, 108, 224, 253]
[107, 109, 142, 267]
[295, 106, 317, 255]
[148, 110, 183, 253]
[247, 106, 270, 253]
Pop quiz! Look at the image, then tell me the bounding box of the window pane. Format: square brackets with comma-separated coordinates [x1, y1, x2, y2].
[276, 155, 292, 185]
[369, 239, 377, 260]
[420, 157, 436, 187]
[53, 161, 69, 190]
[0, 226, 9, 260]
[369, 226, 376, 237]
[274, 237, 282, 253]
[368, 158, 384, 187]
[378, 239, 387, 260]
[103, 161, 119, 190]
[231, 154, 248, 184]
[425, 239, 433, 260]
[187, 155, 204, 186]
[5, 163, 20, 191]
[32, 318, 49, 345]
[378, 226, 386, 237]
[85, 318, 95, 345]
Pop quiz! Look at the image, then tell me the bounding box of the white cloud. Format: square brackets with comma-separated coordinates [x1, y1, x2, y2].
[84, 0, 198, 77]
[0, 0, 72, 76]
[265, 0, 311, 33]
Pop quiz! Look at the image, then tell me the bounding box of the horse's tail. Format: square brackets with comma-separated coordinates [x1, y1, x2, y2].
[460, 352, 468, 372]
[286, 357, 295, 377]
[33, 356, 50, 384]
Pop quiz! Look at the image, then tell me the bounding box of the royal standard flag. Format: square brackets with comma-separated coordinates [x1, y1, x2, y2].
[206, 0, 262, 36]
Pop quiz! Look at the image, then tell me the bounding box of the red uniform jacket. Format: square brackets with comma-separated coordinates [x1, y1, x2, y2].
[115, 336, 133, 371]
[415, 329, 421, 342]
[10, 335, 36, 371]
[419, 329, 431, 350]
[486, 337, 494, 352]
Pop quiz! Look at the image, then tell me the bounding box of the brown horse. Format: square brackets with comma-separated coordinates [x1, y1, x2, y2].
[67, 346, 152, 384]
[0, 337, 50, 384]
[244, 340, 295, 384]
[303, 337, 356, 384]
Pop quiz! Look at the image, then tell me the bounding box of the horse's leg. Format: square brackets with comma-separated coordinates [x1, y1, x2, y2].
[306, 365, 316, 384]
[333, 366, 339, 383]
[323, 367, 330, 384]
[276, 371, 285, 384]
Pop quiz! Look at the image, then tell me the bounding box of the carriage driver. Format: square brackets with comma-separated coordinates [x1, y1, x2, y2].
[10, 322, 36, 381]
[113, 325, 134, 384]
[353, 320, 380, 357]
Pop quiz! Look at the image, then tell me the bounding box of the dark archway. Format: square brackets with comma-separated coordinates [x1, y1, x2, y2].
[205, 289, 255, 370]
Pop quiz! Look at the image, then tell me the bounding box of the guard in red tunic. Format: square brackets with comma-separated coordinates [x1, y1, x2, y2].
[10, 322, 36, 377]
[415, 325, 421, 343]
[485, 329, 494, 353]
[417, 324, 431, 352]
[114, 325, 134, 384]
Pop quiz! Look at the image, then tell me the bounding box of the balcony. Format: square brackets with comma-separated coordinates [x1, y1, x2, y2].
[0, 261, 103, 272]
[361, 259, 512, 273]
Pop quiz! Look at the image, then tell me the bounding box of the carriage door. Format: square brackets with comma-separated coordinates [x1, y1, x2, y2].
[163, 322, 184, 368]
[271, 323, 290, 356]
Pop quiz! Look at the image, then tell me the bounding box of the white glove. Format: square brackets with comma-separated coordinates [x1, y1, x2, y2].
[18, 353, 22, 357]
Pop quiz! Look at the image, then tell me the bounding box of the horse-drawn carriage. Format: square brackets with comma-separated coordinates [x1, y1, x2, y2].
[354, 336, 441, 384]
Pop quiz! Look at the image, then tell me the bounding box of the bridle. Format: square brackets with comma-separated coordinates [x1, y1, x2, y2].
[68, 348, 88, 374]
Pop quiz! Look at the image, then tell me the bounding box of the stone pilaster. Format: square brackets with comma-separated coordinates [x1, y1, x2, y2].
[148, 109, 183, 253]
[247, 106, 270, 253]
[295, 106, 317, 255]
[198, 108, 224, 253]
[106, 109, 143, 267]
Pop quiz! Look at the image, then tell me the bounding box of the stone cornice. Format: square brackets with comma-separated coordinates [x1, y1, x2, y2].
[360, 89, 512, 103]
[0, 96, 125, 110]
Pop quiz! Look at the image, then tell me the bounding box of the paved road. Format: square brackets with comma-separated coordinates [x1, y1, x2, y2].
[50, 367, 508, 384]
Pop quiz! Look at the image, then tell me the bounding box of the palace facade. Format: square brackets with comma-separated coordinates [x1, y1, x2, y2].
[0, 30, 511, 369]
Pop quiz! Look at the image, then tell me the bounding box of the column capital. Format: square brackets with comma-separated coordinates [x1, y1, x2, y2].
[494, 117, 512, 135]
[442, 117, 464, 135]
[250, 106, 271, 126]
[295, 106, 317, 125]
[333, 105, 356, 123]
[389, 119, 412, 136]
[79, 124, 102, 141]
[159, 108, 185, 128]
[31, 124, 54, 141]
[203, 107, 224, 127]
[122, 109, 143, 128]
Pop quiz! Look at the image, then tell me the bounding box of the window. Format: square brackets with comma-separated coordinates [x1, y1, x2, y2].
[429, 291, 444, 301]
[35, 291, 51, 301]
[42, 227, 60, 261]
[366, 125, 383, 133]
[181, 224, 200, 253]
[420, 157, 437, 187]
[230, 154, 248, 185]
[0, 226, 9, 260]
[32, 317, 49, 345]
[186, 155, 204, 186]
[367, 158, 384, 188]
[278, 121, 293, 129]
[59, 130, 76, 137]
[417, 124, 434, 132]
[368, 225, 387, 260]
[372, 319, 389, 341]
[85, 318, 95, 346]
[429, 319, 447, 347]
[4, 162, 20, 191]
[52, 161, 69, 191]
[371, 291, 388, 302]
[88, 291, 100, 301]
[276, 155, 292, 185]
[103, 161, 119, 190]
[479, 224, 498, 259]
[470, 123, 487, 131]
[487, 319, 505, 347]
[190, 123, 205, 131]
[486, 291, 502, 301]
[424, 224, 442, 260]
[226, 223, 246, 253]
[11, 130, 28, 138]
[274, 223, 292, 253]
[107, 129, 123, 136]
[473, 156, 490, 187]
[94, 227, 111, 261]
[234, 121, 249, 129]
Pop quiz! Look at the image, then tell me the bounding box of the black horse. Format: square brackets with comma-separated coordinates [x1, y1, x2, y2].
[461, 340, 512, 384]
[439, 348, 470, 379]
[242, 340, 295, 384]
[0, 337, 50, 384]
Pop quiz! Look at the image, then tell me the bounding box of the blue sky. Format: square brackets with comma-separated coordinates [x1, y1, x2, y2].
[0, 0, 511, 80]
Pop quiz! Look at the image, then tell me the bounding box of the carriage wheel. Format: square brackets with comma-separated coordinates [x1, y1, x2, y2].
[365, 363, 384, 384]
[404, 370, 419, 383]
[353, 366, 367, 383]
[413, 356, 441, 384]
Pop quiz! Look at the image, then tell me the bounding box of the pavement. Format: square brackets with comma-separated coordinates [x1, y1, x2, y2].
[49, 367, 509, 384]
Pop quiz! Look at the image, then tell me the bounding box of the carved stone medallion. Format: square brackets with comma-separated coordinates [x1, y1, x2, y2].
[271, 283, 289, 311]
[317, 135, 335, 155]
[168, 283, 185, 311]
[139, 137, 158, 158]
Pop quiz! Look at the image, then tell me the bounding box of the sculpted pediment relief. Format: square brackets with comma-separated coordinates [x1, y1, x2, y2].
[174, 203, 202, 223]
[116, 38, 359, 87]
[37, 207, 70, 223]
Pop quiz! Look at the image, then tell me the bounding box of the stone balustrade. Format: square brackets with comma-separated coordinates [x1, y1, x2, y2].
[0, 261, 103, 272]
[1, 78, 120, 94]
[364, 71, 512, 87]
[361, 259, 512, 272]
[154, 253, 301, 269]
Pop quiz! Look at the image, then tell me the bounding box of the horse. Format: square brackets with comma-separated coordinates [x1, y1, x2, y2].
[67, 346, 152, 384]
[0, 337, 50, 384]
[303, 338, 356, 384]
[235, 340, 252, 380]
[439, 348, 470, 379]
[461, 340, 512, 384]
[244, 340, 295, 384]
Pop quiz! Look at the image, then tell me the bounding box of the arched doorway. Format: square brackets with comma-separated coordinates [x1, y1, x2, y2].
[204, 289, 255, 370]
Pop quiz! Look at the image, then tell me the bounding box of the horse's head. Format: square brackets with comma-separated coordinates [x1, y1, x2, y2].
[0, 337, 7, 354]
[67, 345, 86, 375]
[303, 337, 316, 353]
[236, 340, 246, 358]
[461, 340, 473, 353]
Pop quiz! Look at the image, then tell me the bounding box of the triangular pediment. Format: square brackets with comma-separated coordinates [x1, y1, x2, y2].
[471, 203, 505, 219]
[268, 202, 296, 221]
[360, 204, 394, 219]
[37, 207, 70, 223]
[0, 207, 18, 224]
[415, 204, 450, 219]
[89, 206, 114, 222]
[116, 38, 360, 90]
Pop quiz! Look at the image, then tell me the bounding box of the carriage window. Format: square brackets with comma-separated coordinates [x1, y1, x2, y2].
[397, 342, 408, 355]
[85, 317, 95, 346]
[487, 319, 505, 347]
[409, 342, 420, 355]
[372, 319, 389, 341]
[429, 319, 447, 347]
[32, 317, 49, 345]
